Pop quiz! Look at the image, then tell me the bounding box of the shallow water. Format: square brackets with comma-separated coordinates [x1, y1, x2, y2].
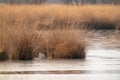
[0, 30, 120, 80]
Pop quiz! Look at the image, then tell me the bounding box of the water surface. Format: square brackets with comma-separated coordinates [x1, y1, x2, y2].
[0, 30, 120, 80]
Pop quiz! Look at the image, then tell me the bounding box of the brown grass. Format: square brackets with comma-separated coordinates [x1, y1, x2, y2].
[3, 4, 120, 60]
[0, 4, 120, 29]
[40, 29, 86, 59]
[0, 26, 42, 60]
[1, 4, 120, 60]
[0, 25, 86, 60]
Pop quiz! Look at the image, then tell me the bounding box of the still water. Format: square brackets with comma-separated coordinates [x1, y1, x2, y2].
[0, 30, 120, 80]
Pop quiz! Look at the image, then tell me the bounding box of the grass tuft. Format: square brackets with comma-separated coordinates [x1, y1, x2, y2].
[41, 29, 86, 59]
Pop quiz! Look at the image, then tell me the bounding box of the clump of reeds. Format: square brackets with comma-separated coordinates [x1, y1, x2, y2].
[40, 28, 86, 59]
[0, 26, 42, 60]
[0, 27, 86, 60]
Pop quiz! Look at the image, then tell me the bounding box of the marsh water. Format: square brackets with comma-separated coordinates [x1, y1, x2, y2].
[0, 30, 120, 80]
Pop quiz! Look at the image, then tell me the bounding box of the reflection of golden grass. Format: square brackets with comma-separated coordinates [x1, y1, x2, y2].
[0, 5, 120, 29]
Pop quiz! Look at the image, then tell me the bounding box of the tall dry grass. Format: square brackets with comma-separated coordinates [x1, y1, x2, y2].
[2, 4, 120, 60]
[40, 29, 86, 59]
[0, 26, 86, 60]
[0, 26, 42, 60]
[0, 4, 120, 29]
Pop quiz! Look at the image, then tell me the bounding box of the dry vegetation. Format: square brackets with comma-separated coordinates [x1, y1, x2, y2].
[0, 26, 86, 60]
[0, 4, 119, 60]
[0, 27, 42, 60]
[40, 29, 86, 59]
[0, 4, 120, 29]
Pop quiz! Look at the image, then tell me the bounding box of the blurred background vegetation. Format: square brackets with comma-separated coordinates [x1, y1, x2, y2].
[0, 0, 120, 5]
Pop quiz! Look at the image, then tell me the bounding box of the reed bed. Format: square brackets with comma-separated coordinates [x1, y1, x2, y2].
[0, 4, 120, 29]
[0, 28, 86, 60]
[0, 26, 86, 60]
[1, 4, 119, 60]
